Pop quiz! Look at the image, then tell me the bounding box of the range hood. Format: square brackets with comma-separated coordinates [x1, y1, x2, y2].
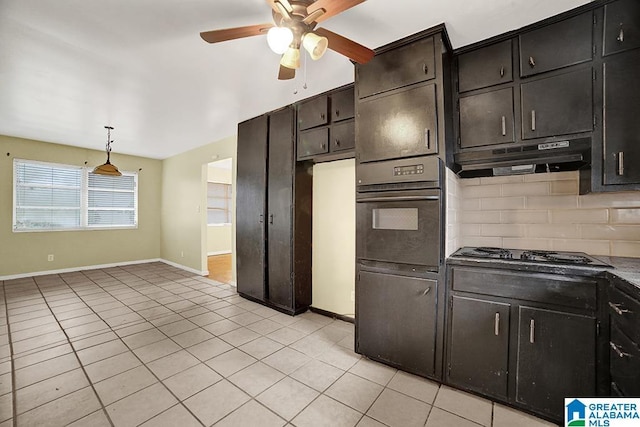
[454, 137, 592, 178]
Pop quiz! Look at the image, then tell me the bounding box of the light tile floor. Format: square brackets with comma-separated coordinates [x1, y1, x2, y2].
[0, 262, 559, 426]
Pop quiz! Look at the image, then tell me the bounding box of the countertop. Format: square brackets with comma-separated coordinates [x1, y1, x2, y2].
[597, 255, 640, 291]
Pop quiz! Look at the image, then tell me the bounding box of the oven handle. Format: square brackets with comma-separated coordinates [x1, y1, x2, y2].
[356, 195, 440, 203]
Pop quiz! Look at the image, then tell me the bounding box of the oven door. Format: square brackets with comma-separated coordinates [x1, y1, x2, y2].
[356, 189, 441, 269]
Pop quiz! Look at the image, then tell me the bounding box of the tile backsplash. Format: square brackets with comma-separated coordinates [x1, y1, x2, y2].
[454, 171, 640, 258]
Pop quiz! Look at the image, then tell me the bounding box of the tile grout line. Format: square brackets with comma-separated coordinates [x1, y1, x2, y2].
[1, 281, 17, 427]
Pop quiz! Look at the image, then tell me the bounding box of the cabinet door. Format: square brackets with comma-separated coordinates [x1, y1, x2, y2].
[448, 296, 510, 400]
[458, 40, 513, 92]
[331, 87, 355, 122]
[459, 88, 515, 148]
[298, 95, 329, 131]
[357, 271, 437, 377]
[236, 115, 268, 301]
[298, 127, 329, 159]
[516, 306, 596, 419]
[357, 36, 435, 98]
[330, 120, 355, 152]
[609, 325, 640, 397]
[267, 108, 294, 309]
[357, 83, 438, 163]
[603, 50, 640, 185]
[519, 12, 593, 77]
[521, 68, 592, 140]
[604, 0, 640, 56]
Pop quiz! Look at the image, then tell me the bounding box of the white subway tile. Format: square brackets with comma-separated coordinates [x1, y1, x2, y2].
[461, 236, 503, 247]
[550, 209, 609, 224]
[550, 239, 611, 256]
[581, 225, 640, 241]
[501, 210, 548, 224]
[461, 198, 481, 211]
[524, 171, 578, 182]
[502, 238, 551, 251]
[527, 224, 580, 239]
[459, 177, 481, 186]
[479, 175, 525, 185]
[579, 192, 640, 209]
[461, 224, 482, 236]
[461, 184, 502, 199]
[480, 197, 526, 210]
[611, 241, 640, 258]
[502, 182, 549, 197]
[481, 224, 526, 237]
[526, 195, 578, 209]
[611, 208, 640, 224]
[550, 180, 579, 195]
[460, 211, 501, 224]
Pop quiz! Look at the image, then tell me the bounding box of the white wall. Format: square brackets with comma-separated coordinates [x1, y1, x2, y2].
[312, 159, 356, 318]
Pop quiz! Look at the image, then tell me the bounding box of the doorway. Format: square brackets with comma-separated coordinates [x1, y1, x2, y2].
[205, 158, 233, 284]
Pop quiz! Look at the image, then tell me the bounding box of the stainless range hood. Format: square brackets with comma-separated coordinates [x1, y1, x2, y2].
[454, 137, 591, 178]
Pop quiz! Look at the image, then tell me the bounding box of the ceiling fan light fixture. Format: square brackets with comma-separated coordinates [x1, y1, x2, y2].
[280, 47, 301, 69]
[93, 126, 122, 177]
[302, 32, 328, 60]
[267, 26, 294, 54]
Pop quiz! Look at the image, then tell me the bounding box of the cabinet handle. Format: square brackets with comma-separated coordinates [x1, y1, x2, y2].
[335, 139, 341, 147]
[500, 66, 505, 78]
[610, 342, 629, 358]
[321, 142, 326, 149]
[494, 313, 500, 336]
[425, 128, 431, 149]
[423, 63, 429, 74]
[529, 319, 535, 344]
[269, 214, 274, 224]
[531, 110, 536, 131]
[422, 287, 431, 296]
[529, 56, 536, 68]
[617, 152, 625, 176]
[259, 214, 264, 224]
[617, 25, 624, 43]
[320, 113, 325, 121]
[609, 301, 631, 315]
[501, 116, 507, 136]
[335, 109, 340, 118]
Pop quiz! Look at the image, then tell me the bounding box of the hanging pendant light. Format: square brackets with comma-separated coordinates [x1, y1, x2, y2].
[92, 126, 122, 176]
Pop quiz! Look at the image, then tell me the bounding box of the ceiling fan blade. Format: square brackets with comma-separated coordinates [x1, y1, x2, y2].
[307, 0, 366, 23]
[314, 27, 374, 64]
[303, 9, 325, 25]
[278, 65, 296, 80]
[266, 0, 293, 14]
[200, 23, 273, 43]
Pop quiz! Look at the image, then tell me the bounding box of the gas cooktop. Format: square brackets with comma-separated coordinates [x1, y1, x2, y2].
[451, 247, 612, 268]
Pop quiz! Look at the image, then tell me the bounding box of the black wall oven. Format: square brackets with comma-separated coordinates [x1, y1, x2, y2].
[355, 156, 444, 379]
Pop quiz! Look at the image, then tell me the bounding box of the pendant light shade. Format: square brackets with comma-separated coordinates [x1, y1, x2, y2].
[280, 47, 300, 69]
[302, 32, 328, 60]
[93, 126, 122, 176]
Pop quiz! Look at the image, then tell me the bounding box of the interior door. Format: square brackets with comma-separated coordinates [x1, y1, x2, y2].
[267, 107, 294, 309]
[448, 295, 510, 400]
[357, 270, 437, 377]
[235, 115, 268, 301]
[516, 306, 596, 419]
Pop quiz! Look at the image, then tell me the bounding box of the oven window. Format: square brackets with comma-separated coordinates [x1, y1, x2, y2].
[372, 208, 419, 230]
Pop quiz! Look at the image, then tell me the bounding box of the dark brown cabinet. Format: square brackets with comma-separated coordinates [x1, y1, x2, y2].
[604, 0, 640, 56]
[331, 87, 355, 122]
[520, 67, 593, 140]
[458, 40, 513, 92]
[298, 95, 329, 131]
[602, 49, 640, 185]
[236, 107, 312, 315]
[459, 88, 515, 148]
[298, 127, 329, 158]
[330, 120, 355, 152]
[448, 296, 510, 400]
[357, 36, 435, 99]
[519, 12, 593, 77]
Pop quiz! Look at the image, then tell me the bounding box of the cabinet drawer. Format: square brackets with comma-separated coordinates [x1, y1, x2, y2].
[459, 88, 515, 148]
[609, 285, 640, 343]
[331, 87, 355, 122]
[610, 325, 640, 396]
[297, 127, 329, 159]
[519, 12, 593, 77]
[357, 36, 435, 98]
[330, 120, 355, 152]
[604, 0, 640, 56]
[458, 40, 513, 92]
[451, 267, 597, 310]
[357, 83, 438, 163]
[520, 68, 593, 140]
[298, 96, 329, 131]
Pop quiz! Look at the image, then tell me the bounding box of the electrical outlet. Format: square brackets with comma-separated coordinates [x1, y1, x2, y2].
[350, 290, 355, 302]
[47, 254, 54, 262]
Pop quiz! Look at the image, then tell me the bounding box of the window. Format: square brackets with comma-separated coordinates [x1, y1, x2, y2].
[207, 182, 231, 225]
[13, 159, 138, 231]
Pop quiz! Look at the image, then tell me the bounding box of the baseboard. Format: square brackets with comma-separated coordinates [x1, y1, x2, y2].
[207, 250, 232, 256]
[309, 306, 355, 324]
[0, 258, 163, 281]
[159, 259, 208, 276]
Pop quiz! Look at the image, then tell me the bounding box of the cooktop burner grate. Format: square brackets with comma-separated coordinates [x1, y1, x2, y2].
[452, 247, 612, 268]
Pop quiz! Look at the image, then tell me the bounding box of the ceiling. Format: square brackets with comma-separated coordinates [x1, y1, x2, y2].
[0, 0, 592, 160]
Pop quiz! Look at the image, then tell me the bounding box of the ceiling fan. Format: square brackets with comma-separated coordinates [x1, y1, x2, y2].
[200, 0, 375, 80]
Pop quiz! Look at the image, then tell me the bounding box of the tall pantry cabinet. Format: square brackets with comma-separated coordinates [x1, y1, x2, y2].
[235, 106, 313, 315]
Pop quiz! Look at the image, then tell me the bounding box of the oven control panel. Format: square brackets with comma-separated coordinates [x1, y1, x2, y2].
[393, 164, 424, 176]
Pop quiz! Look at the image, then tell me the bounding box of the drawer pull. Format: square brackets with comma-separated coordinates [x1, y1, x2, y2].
[500, 66, 505, 78]
[320, 113, 325, 121]
[529, 56, 536, 68]
[321, 142, 326, 149]
[423, 63, 429, 74]
[609, 302, 631, 315]
[269, 214, 274, 224]
[529, 319, 535, 344]
[422, 287, 431, 296]
[610, 342, 629, 358]
[617, 152, 625, 176]
[531, 110, 536, 131]
[617, 26, 624, 43]
[501, 116, 507, 136]
[425, 128, 431, 149]
[494, 313, 500, 336]
[335, 139, 340, 147]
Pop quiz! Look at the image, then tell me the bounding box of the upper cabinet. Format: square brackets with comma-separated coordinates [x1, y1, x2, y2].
[298, 95, 329, 131]
[331, 87, 355, 122]
[519, 12, 593, 77]
[603, 0, 640, 56]
[458, 40, 513, 93]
